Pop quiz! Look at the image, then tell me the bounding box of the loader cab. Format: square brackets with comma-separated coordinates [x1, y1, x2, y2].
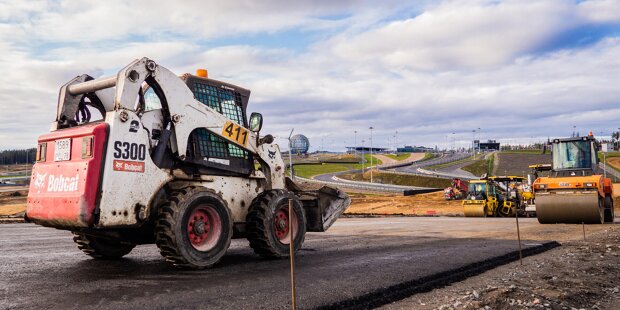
[181, 74, 255, 176]
[551, 136, 598, 177]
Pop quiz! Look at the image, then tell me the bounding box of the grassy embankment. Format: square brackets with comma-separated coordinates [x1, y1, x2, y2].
[383, 153, 412, 161]
[426, 156, 474, 170]
[293, 154, 383, 179]
[341, 170, 452, 188]
[419, 153, 436, 161]
[461, 153, 494, 177]
[598, 152, 620, 173]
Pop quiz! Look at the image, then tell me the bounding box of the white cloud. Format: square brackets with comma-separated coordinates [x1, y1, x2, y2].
[0, 0, 619, 151]
[578, 0, 620, 23]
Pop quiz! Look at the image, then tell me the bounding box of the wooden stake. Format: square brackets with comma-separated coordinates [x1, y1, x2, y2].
[289, 199, 296, 309]
[582, 222, 586, 242]
[515, 208, 523, 266]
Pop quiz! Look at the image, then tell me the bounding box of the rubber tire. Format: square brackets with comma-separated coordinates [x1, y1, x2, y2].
[72, 233, 135, 259]
[155, 187, 232, 269]
[597, 197, 605, 224]
[495, 202, 510, 217]
[246, 189, 306, 258]
[604, 195, 615, 223]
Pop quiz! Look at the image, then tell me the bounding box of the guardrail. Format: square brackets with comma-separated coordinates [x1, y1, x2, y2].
[295, 174, 418, 193]
[295, 152, 476, 193]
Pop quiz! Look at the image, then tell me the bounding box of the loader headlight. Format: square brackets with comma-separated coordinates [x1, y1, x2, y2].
[81, 136, 94, 159]
[36, 142, 47, 162]
[535, 184, 546, 189]
[585, 182, 594, 187]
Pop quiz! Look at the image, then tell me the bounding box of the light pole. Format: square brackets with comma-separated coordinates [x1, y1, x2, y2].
[354, 130, 357, 157]
[287, 129, 294, 181]
[369, 126, 374, 183]
[452, 132, 455, 152]
[472, 129, 477, 159]
[361, 139, 365, 172]
[477, 127, 481, 155]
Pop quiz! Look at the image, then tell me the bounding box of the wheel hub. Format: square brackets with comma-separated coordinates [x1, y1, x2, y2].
[187, 209, 211, 246]
[194, 221, 206, 235]
[274, 210, 289, 240]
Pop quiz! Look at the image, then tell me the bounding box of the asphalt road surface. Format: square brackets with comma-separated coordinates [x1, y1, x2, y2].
[0, 218, 595, 309]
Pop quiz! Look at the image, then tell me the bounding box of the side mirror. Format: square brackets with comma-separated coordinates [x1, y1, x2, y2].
[249, 112, 263, 132]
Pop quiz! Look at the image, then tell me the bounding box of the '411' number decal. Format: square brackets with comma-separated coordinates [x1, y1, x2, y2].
[221, 120, 249, 146]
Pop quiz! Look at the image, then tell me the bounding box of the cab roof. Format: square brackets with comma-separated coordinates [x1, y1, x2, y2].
[552, 136, 595, 143]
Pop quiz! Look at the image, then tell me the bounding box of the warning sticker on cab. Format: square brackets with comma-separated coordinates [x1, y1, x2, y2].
[221, 120, 249, 146]
[113, 160, 145, 173]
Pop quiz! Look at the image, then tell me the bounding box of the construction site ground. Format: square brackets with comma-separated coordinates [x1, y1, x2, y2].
[2, 217, 618, 309]
[384, 223, 620, 310]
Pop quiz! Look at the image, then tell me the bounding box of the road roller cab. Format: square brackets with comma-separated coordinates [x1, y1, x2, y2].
[533, 135, 614, 224]
[463, 179, 498, 217]
[488, 176, 527, 217]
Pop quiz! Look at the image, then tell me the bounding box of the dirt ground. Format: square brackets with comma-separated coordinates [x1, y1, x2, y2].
[0, 164, 32, 174]
[607, 157, 620, 171]
[0, 187, 27, 216]
[346, 191, 464, 216]
[345, 183, 620, 217]
[384, 224, 620, 310]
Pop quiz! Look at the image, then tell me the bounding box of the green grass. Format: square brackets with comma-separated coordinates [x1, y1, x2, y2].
[341, 171, 452, 188]
[0, 174, 28, 179]
[461, 153, 494, 177]
[364, 154, 383, 166]
[599, 152, 620, 174]
[383, 153, 411, 161]
[420, 153, 436, 162]
[598, 152, 620, 162]
[292, 163, 357, 179]
[290, 154, 382, 178]
[427, 156, 474, 170]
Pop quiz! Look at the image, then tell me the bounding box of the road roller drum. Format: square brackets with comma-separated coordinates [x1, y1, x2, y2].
[536, 191, 603, 224]
[463, 202, 486, 217]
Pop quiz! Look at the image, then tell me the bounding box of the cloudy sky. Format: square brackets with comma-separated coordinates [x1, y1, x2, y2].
[1, 0, 620, 151]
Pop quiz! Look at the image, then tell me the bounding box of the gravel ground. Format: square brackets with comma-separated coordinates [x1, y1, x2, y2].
[383, 224, 620, 310]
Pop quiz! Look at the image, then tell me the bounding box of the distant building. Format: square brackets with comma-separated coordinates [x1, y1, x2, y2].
[396, 145, 435, 153]
[290, 134, 310, 155]
[346, 146, 389, 153]
[474, 140, 500, 151]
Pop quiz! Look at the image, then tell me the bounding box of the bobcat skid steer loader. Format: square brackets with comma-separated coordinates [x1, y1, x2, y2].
[26, 58, 350, 268]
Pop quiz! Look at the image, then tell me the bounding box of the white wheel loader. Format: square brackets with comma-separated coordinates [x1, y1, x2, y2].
[26, 58, 350, 268]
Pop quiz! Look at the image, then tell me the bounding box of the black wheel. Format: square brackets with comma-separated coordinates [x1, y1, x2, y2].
[246, 189, 306, 258]
[496, 202, 511, 217]
[155, 187, 232, 269]
[72, 233, 135, 259]
[595, 196, 605, 224]
[604, 195, 615, 223]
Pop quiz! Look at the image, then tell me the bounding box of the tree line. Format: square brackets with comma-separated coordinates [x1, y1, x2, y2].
[0, 148, 37, 165]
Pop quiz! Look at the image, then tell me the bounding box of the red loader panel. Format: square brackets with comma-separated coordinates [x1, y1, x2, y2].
[26, 122, 108, 228]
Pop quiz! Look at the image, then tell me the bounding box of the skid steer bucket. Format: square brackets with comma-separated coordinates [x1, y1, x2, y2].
[286, 178, 350, 232]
